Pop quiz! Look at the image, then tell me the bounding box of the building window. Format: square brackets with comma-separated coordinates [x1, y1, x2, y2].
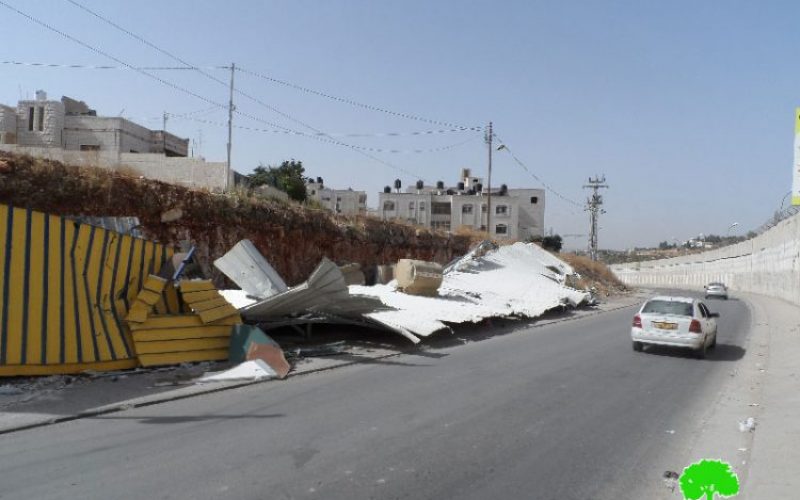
[79, 144, 100, 151]
[481, 204, 487, 213]
[409, 201, 415, 210]
[496, 205, 508, 215]
[431, 221, 451, 232]
[383, 201, 396, 211]
[432, 202, 451, 215]
[28, 107, 34, 131]
[462, 204, 473, 214]
[530, 196, 539, 204]
[311, 190, 316, 195]
[37, 106, 44, 131]
[495, 224, 508, 235]
[419, 202, 426, 211]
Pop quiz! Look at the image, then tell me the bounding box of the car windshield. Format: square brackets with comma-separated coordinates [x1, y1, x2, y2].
[641, 300, 693, 316]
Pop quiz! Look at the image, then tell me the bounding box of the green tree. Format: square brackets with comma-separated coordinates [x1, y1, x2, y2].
[248, 160, 308, 202]
[679, 459, 740, 500]
[541, 235, 563, 252]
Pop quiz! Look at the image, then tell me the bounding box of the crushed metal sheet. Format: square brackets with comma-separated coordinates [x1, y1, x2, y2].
[352, 242, 589, 334]
[239, 258, 388, 319]
[197, 359, 277, 383]
[214, 239, 288, 299]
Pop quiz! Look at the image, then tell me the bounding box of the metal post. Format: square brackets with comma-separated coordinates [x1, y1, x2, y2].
[583, 175, 608, 261]
[162, 111, 167, 154]
[486, 121, 493, 236]
[226, 62, 235, 192]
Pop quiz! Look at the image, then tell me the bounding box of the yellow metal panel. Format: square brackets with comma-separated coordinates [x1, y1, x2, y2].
[73, 224, 97, 362]
[84, 226, 112, 361]
[6, 207, 29, 365]
[134, 337, 230, 355]
[100, 233, 127, 360]
[179, 280, 216, 293]
[198, 304, 240, 324]
[25, 210, 46, 365]
[0, 359, 138, 377]
[137, 289, 163, 306]
[126, 238, 145, 307]
[0, 205, 7, 359]
[112, 234, 135, 353]
[45, 213, 63, 364]
[62, 220, 79, 364]
[132, 325, 233, 342]
[138, 349, 229, 367]
[187, 297, 229, 312]
[126, 302, 150, 323]
[129, 314, 240, 330]
[143, 275, 168, 293]
[181, 290, 221, 303]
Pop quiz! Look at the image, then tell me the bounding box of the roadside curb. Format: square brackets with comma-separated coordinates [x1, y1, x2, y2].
[0, 296, 642, 436]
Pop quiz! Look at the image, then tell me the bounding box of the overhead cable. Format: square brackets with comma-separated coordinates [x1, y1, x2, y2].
[492, 133, 583, 209]
[236, 65, 474, 130]
[61, 0, 427, 180]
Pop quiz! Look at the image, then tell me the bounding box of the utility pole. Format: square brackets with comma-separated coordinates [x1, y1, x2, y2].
[583, 175, 609, 261]
[226, 62, 235, 192]
[486, 121, 493, 236]
[162, 111, 167, 154]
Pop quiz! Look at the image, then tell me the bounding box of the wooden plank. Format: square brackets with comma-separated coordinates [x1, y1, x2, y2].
[125, 302, 150, 323]
[134, 337, 230, 355]
[136, 289, 163, 306]
[137, 349, 229, 367]
[178, 280, 216, 293]
[129, 314, 240, 330]
[187, 297, 229, 312]
[143, 274, 168, 293]
[198, 304, 240, 324]
[132, 325, 233, 342]
[181, 290, 221, 304]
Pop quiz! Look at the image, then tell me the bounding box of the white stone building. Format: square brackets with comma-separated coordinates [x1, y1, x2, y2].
[0, 91, 232, 191]
[306, 178, 367, 215]
[377, 168, 545, 240]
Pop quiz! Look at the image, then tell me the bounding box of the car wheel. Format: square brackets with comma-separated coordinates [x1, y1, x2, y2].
[695, 341, 707, 359]
[710, 333, 717, 349]
[632, 341, 643, 352]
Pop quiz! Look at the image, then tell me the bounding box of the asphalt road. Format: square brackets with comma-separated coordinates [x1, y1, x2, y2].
[0, 293, 750, 500]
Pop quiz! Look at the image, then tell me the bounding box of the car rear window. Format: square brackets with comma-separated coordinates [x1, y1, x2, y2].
[641, 300, 693, 316]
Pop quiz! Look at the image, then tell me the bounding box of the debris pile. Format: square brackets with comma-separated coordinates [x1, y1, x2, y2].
[216, 239, 590, 344]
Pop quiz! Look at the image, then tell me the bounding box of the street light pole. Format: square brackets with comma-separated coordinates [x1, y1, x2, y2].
[727, 222, 739, 236]
[486, 121, 493, 237]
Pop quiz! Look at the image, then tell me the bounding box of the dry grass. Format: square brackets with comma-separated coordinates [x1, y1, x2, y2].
[560, 252, 627, 296]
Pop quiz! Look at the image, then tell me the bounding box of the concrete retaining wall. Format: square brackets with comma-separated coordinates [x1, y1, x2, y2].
[610, 213, 800, 305]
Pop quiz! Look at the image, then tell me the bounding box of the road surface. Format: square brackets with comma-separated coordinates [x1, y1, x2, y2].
[0, 293, 749, 499]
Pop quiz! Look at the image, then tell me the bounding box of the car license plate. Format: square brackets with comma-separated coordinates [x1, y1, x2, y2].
[653, 322, 677, 330]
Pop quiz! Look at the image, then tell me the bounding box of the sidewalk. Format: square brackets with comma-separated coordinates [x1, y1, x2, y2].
[0, 292, 645, 435]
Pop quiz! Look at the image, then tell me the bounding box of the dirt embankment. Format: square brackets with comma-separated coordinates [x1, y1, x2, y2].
[0, 152, 471, 285]
[560, 253, 628, 296]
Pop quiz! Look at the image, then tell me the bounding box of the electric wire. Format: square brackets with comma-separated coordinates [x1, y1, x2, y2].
[61, 0, 429, 180]
[2, 1, 426, 180]
[235, 66, 475, 130]
[492, 133, 584, 210]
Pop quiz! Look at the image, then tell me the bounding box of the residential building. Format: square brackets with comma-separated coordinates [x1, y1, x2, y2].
[377, 168, 545, 240]
[306, 178, 367, 215]
[0, 90, 232, 191]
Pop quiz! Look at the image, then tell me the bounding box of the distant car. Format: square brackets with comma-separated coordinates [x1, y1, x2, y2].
[631, 296, 718, 358]
[704, 282, 728, 300]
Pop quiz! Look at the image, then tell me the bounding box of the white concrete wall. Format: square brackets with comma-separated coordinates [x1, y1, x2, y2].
[611, 212, 800, 305]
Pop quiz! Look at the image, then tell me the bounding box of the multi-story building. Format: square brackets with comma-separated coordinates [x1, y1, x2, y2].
[306, 178, 367, 215]
[0, 90, 232, 191]
[377, 168, 545, 240]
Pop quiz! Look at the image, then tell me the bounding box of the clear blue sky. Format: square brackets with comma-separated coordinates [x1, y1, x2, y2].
[1, 0, 797, 250]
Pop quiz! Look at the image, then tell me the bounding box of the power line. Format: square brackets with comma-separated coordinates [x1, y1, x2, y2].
[62, 0, 428, 180]
[236, 66, 475, 130]
[0, 60, 224, 70]
[492, 133, 583, 209]
[2, 1, 426, 181]
[166, 114, 481, 153]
